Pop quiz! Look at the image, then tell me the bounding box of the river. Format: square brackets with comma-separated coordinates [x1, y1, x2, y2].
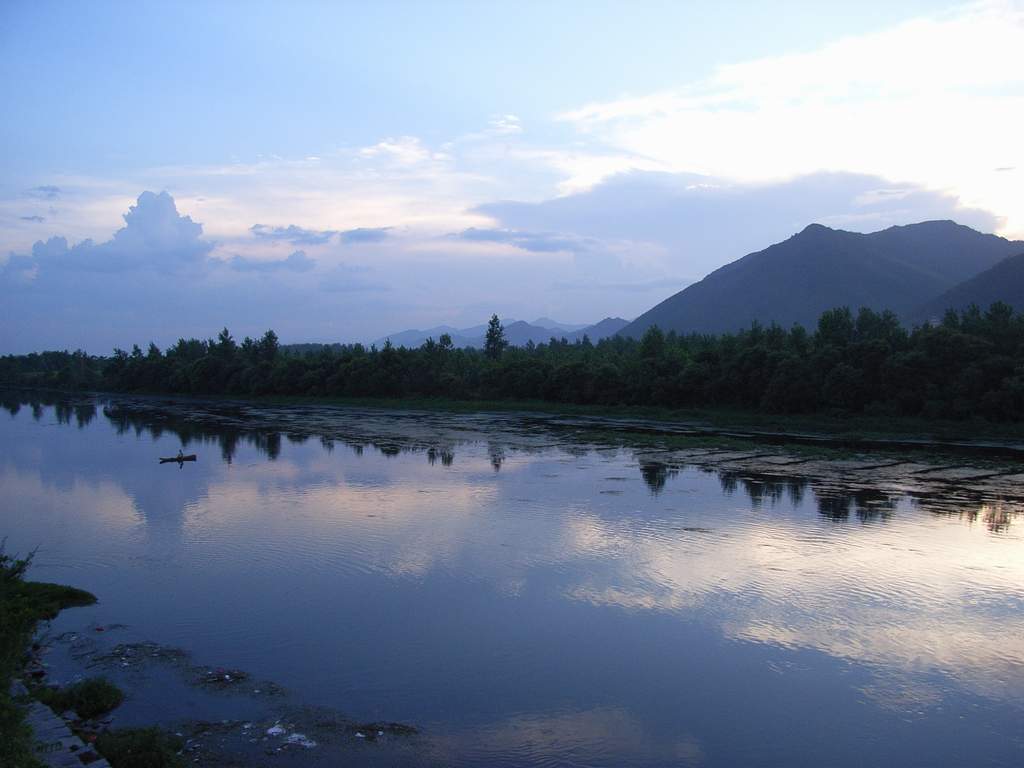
[2, 392, 1022, 767]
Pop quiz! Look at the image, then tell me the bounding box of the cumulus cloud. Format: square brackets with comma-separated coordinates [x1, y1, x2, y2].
[1, 163, 1008, 355]
[4, 191, 213, 276]
[250, 223, 338, 245]
[229, 250, 315, 273]
[0, 191, 397, 352]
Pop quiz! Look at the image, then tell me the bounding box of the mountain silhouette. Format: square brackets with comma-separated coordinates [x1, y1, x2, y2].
[915, 251, 1024, 321]
[375, 317, 629, 349]
[620, 221, 1023, 336]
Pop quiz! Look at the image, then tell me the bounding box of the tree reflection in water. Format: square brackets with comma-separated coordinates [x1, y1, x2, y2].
[3, 390, 1021, 533]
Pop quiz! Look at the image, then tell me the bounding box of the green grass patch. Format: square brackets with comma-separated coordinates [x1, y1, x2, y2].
[0, 696, 43, 768]
[1, 544, 97, 768]
[36, 677, 124, 719]
[95, 727, 184, 768]
[14, 581, 97, 621]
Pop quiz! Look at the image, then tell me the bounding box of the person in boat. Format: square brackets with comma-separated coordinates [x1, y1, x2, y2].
[176, 449, 184, 461]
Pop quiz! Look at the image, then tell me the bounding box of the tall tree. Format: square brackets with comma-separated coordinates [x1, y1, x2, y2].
[484, 314, 507, 359]
[256, 329, 279, 362]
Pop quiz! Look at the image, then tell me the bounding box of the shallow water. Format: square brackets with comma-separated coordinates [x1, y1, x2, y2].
[2, 392, 1023, 767]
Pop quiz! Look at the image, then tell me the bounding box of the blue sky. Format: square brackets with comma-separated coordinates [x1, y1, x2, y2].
[2, 0, 1022, 352]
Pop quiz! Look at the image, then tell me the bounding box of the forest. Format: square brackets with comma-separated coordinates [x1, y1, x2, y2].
[2, 304, 1024, 421]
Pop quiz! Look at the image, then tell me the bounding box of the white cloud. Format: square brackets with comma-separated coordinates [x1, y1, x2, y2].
[5, 2, 1022, 349]
[477, 170, 998, 280]
[358, 136, 438, 165]
[487, 114, 523, 135]
[5, 191, 213, 276]
[558, 1, 1024, 237]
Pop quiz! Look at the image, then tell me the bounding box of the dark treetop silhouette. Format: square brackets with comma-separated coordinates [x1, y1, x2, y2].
[3, 302, 1024, 422]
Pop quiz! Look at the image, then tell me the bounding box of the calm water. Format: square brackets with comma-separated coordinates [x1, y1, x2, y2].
[2, 392, 1023, 767]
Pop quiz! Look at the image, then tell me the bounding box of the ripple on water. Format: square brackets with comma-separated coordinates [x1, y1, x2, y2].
[5, 396, 1024, 768]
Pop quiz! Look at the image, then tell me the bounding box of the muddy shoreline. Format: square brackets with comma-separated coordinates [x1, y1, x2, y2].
[29, 622, 424, 767]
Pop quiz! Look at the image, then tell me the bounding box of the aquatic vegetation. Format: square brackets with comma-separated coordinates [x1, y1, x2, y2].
[0, 543, 97, 767]
[95, 727, 184, 768]
[35, 677, 124, 719]
[10, 580, 97, 622]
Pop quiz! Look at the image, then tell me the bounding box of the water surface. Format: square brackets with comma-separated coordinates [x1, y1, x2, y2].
[2, 392, 1023, 766]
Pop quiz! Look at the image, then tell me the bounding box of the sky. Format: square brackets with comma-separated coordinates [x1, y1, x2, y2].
[1, 0, 1022, 353]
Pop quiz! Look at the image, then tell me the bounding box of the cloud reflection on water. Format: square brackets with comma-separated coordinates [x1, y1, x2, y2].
[3, 392, 1024, 764]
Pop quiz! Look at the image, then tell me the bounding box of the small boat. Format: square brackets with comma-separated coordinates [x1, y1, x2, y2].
[159, 454, 197, 463]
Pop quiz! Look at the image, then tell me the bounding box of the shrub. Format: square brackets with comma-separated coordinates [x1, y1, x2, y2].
[2, 544, 96, 767]
[36, 677, 124, 719]
[95, 728, 184, 768]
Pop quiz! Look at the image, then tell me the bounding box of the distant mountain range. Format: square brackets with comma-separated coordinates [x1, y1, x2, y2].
[295, 220, 1024, 354]
[375, 317, 630, 349]
[621, 220, 1024, 337]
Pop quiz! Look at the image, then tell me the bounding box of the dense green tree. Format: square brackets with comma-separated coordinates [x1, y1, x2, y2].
[4, 304, 1024, 422]
[484, 315, 507, 360]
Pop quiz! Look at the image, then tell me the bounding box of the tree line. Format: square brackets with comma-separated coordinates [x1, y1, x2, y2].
[2, 304, 1023, 421]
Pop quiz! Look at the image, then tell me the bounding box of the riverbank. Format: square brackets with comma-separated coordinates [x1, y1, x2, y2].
[1, 536, 421, 767]
[1, 551, 192, 768]
[0, 547, 97, 767]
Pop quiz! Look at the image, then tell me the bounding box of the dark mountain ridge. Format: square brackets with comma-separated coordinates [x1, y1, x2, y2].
[374, 317, 630, 350]
[621, 220, 1023, 337]
[915, 251, 1024, 321]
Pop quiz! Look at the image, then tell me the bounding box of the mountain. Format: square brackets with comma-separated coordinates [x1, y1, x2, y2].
[915, 252, 1024, 321]
[566, 316, 629, 342]
[374, 319, 514, 349]
[374, 324, 472, 348]
[531, 317, 589, 332]
[376, 317, 629, 349]
[503, 320, 564, 346]
[621, 221, 1024, 337]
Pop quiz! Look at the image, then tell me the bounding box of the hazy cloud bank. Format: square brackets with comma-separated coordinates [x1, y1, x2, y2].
[478, 171, 999, 280]
[229, 250, 316, 273]
[0, 168, 1006, 354]
[250, 223, 337, 245]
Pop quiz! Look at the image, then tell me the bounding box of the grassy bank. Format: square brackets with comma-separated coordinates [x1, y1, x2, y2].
[1, 544, 185, 768]
[35, 677, 124, 719]
[1, 544, 96, 767]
